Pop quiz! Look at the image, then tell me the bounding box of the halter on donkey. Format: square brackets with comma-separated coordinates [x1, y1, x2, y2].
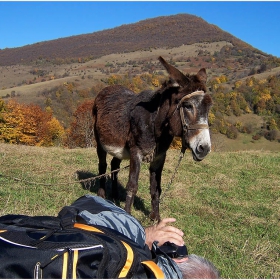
[176, 90, 210, 155]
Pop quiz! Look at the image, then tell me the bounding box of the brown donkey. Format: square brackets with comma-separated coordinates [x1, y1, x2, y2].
[93, 56, 212, 220]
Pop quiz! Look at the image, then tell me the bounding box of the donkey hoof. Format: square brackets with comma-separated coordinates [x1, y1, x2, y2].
[124, 205, 132, 214]
[112, 190, 119, 201]
[97, 188, 106, 198]
[149, 212, 160, 221]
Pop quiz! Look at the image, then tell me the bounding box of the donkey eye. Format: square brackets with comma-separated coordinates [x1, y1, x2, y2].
[184, 103, 193, 110]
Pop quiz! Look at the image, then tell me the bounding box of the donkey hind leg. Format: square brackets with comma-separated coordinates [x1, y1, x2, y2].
[111, 157, 122, 201]
[149, 153, 166, 221]
[96, 142, 107, 198]
[124, 150, 141, 214]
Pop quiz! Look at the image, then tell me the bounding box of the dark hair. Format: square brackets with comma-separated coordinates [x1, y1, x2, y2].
[176, 254, 220, 279]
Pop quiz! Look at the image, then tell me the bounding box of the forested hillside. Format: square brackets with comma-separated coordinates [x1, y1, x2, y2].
[1, 68, 280, 149]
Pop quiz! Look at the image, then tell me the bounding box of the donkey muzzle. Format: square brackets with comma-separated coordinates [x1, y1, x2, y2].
[193, 142, 211, 161]
[188, 127, 211, 161]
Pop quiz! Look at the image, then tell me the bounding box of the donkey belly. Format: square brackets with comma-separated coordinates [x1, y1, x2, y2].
[102, 144, 130, 160]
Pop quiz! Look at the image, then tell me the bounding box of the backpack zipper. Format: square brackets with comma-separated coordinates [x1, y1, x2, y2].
[34, 262, 42, 279]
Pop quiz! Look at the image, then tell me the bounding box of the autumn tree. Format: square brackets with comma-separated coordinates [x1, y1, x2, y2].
[0, 99, 5, 122]
[267, 118, 278, 131]
[0, 100, 65, 146]
[208, 74, 228, 91]
[0, 100, 26, 144]
[66, 100, 95, 148]
[40, 117, 65, 146]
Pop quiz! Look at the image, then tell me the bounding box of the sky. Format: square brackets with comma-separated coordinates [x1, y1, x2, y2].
[0, 1, 280, 58]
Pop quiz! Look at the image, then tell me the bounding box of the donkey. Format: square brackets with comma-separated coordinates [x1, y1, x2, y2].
[92, 56, 212, 220]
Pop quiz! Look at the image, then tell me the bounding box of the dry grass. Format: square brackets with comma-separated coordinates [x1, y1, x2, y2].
[211, 131, 280, 152]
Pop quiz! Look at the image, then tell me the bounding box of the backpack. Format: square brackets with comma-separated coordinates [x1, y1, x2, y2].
[0, 195, 164, 279]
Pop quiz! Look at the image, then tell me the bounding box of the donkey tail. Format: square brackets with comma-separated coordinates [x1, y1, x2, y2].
[92, 100, 97, 123]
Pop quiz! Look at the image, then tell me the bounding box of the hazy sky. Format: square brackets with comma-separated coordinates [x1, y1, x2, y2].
[1, 1, 279, 57]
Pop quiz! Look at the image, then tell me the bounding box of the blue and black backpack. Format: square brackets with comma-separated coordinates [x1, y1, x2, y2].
[0, 195, 166, 279]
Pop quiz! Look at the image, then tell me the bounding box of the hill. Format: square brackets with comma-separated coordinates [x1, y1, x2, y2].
[1, 13, 279, 96]
[0, 14, 259, 66]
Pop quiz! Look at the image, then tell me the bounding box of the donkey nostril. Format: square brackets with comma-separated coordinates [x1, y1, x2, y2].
[198, 144, 204, 153]
[196, 144, 210, 157]
[194, 144, 210, 161]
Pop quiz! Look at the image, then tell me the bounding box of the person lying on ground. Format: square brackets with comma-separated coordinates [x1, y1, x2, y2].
[64, 194, 220, 279]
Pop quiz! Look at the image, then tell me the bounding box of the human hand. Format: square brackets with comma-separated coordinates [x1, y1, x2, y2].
[145, 218, 184, 249]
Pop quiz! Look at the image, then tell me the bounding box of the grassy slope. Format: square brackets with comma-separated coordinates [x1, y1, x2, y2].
[0, 143, 279, 278]
[0, 41, 230, 99]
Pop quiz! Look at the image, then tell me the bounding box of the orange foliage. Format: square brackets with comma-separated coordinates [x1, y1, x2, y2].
[152, 78, 160, 87]
[170, 137, 182, 150]
[0, 99, 65, 146]
[66, 100, 95, 148]
[106, 72, 165, 94]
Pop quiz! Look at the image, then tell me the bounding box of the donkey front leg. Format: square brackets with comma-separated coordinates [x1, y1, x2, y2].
[124, 149, 141, 214]
[149, 153, 166, 221]
[111, 157, 122, 201]
[96, 141, 107, 198]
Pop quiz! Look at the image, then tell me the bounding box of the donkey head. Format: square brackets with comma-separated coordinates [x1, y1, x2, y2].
[158, 56, 212, 161]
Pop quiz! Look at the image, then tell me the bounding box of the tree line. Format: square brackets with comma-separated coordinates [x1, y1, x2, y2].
[1, 71, 280, 148]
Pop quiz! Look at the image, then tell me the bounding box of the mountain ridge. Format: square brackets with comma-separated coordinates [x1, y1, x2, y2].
[0, 13, 263, 66]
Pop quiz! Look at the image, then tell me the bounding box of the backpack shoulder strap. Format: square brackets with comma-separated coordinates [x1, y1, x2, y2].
[118, 241, 134, 278]
[141, 261, 165, 279]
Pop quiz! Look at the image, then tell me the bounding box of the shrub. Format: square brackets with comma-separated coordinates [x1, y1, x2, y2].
[264, 130, 279, 141]
[252, 134, 261, 140]
[226, 125, 238, 139]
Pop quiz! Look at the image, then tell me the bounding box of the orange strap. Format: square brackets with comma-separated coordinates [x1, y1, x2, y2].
[73, 223, 104, 233]
[142, 260, 165, 279]
[62, 252, 68, 279]
[72, 250, 78, 279]
[118, 241, 134, 278]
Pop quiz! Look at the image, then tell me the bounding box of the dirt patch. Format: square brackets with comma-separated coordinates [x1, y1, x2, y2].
[240, 66, 280, 81]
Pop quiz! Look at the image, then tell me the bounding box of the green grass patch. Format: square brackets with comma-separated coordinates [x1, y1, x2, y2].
[0, 143, 279, 278]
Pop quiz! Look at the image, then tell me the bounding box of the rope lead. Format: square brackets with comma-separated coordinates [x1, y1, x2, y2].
[159, 150, 185, 204]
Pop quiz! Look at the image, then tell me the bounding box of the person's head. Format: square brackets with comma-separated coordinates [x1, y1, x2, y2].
[174, 254, 220, 279]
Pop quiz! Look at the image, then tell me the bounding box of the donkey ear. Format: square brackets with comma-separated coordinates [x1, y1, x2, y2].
[158, 56, 189, 86]
[197, 68, 207, 83]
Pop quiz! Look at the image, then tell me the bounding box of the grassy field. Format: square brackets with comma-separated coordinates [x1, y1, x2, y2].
[0, 142, 279, 278]
[211, 132, 280, 152]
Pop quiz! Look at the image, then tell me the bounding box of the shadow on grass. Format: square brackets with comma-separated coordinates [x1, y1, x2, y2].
[75, 170, 150, 217]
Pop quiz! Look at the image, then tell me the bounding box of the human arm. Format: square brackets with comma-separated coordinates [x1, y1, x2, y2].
[145, 218, 184, 249]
